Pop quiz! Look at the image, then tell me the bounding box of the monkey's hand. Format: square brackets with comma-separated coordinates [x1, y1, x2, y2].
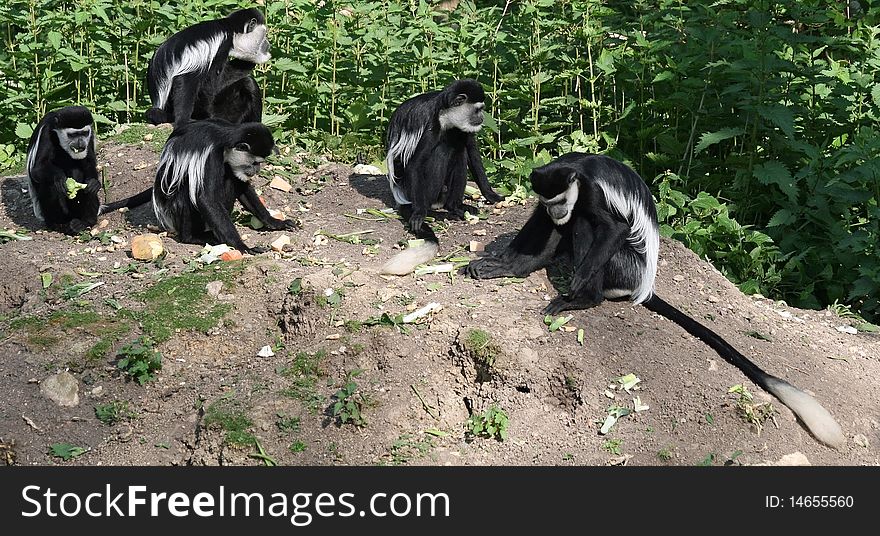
[464, 256, 512, 279]
[265, 217, 301, 231]
[84, 178, 101, 195]
[543, 296, 572, 315]
[408, 213, 425, 234]
[245, 245, 269, 255]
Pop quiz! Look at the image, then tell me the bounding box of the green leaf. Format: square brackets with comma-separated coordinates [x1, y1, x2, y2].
[50, 443, 87, 461]
[753, 161, 798, 202]
[15, 123, 33, 139]
[40, 272, 53, 289]
[694, 128, 744, 155]
[767, 208, 795, 227]
[757, 104, 795, 139]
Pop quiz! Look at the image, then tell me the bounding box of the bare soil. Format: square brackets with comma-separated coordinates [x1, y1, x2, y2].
[1, 133, 878, 467]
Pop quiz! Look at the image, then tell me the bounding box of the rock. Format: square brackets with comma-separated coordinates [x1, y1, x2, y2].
[469, 240, 485, 252]
[854, 434, 870, 448]
[131, 233, 164, 260]
[206, 281, 223, 298]
[257, 345, 275, 358]
[707, 295, 720, 303]
[353, 164, 382, 175]
[40, 372, 79, 407]
[269, 176, 292, 192]
[220, 250, 243, 261]
[753, 452, 810, 466]
[270, 235, 291, 252]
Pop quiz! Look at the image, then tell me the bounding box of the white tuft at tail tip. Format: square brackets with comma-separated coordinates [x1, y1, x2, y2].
[379, 242, 439, 276]
[766, 378, 846, 448]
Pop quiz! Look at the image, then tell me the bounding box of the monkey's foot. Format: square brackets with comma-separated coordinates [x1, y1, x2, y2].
[482, 190, 504, 204]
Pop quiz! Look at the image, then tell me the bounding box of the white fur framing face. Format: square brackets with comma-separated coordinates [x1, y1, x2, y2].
[224, 147, 265, 182]
[230, 22, 271, 63]
[54, 126, 92, 160]
[538, 180, 579, 225]
[439, 101, 484, 133]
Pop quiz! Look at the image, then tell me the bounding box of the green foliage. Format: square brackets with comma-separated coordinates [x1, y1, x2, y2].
[132, 265, 236, 342]
[116, 336, 162, 385]
[204, 395, 256, 448]
[466, 404, 509, 442]
[95, 401, 133, 425]
[49, 443, 87, 461]
[3, 1, 879, 319]
[602, 438, 623, 455]
[331, 369, 369, 427]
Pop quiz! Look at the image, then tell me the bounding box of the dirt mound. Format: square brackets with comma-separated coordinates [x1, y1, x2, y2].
[1, 138, 878, 467]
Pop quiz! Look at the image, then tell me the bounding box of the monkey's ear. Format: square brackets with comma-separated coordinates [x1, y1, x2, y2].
[567, 172, 579, 184]
[451, 93, 467, 107]
[235, 142, 251, 152]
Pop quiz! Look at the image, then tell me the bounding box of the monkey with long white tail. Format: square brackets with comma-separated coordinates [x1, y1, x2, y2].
[381, 78, 504, 276]
[26, 106, 100, 235]
[145, 7, 271, 126]
[466, 152, 845, 448]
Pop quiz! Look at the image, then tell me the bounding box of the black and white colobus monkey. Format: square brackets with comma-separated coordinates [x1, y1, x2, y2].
[380, 79, 504, 275]
[99, 120, 298, 254]
[467, 153, 845, 448]
[25, 106, 100, 235]
[145, 8, 271, 126]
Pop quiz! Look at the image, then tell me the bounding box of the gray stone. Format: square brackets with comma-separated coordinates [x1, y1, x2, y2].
[40, 372, 79, 407]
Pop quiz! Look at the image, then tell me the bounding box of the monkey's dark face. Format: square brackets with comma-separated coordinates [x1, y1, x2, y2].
[532, 168, 579, 226]
[229, 8, 271, 64]
[54, 126, 92, 160]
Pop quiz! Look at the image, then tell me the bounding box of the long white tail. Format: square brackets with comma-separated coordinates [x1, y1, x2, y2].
[379, 241, 439, 276]
[764, 378, 845, 448]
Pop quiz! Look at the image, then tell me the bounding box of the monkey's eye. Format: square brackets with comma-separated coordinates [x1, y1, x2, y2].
[247, 18, 257, 32]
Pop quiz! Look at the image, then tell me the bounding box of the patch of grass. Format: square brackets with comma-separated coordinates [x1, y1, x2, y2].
[331, 369, 370, 427]
[7, 307, 130, 358]
[463, 329, 501, 382]
[388, 434, 434, 465]
[107, 123, 170, 152]
[131, 264, 240, 342]
[657, 446, 674, 461]
[278, 350, 327, 413]
[343, 319, 362, 333]
[728, 384, 777, 435]
[466, 404, 509, 442]
[116, 337, 162, 385]
[602, 438, 623, 455]
[744, 330, 772, 341]
[289, 441, 307, 453]
[275, 413, 301, 434]
[203, 395, 255, 448]
[95, 401, 134, 425]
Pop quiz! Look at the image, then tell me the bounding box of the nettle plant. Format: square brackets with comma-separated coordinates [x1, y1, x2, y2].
[3, 0, 877, 319]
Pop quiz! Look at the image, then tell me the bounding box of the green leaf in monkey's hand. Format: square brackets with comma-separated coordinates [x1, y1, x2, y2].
[65, 178, 86, 199]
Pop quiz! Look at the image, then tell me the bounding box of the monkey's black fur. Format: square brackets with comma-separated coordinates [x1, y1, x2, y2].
[100, 120, 298, 254]
[467, 152, 845, 448]
[145, 8, 270, 126]
[381, 79, 503, 275]
[25, 105, 100, 235]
